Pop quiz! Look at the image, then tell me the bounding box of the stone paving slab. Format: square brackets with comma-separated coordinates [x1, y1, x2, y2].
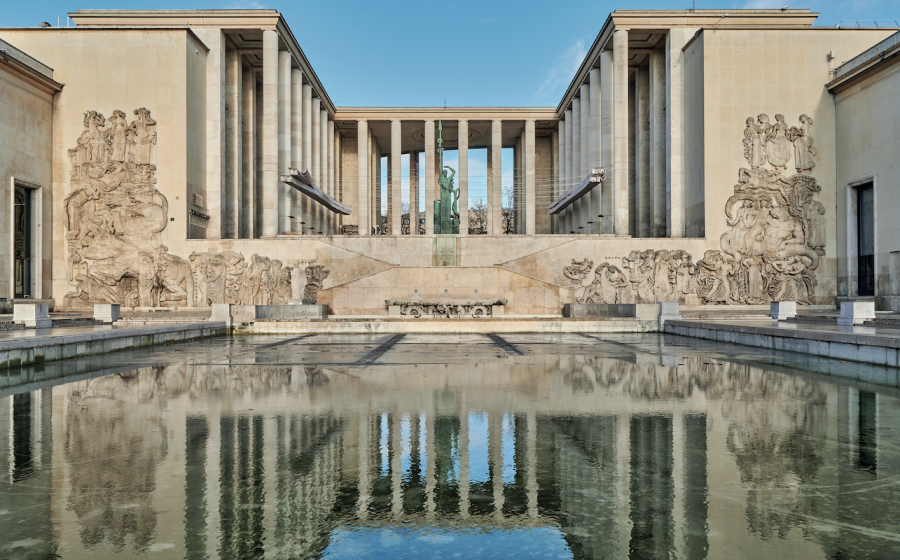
[665, 319, 900, 366]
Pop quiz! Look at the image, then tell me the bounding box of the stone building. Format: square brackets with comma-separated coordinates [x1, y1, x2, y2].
[0, 9, 896, 313]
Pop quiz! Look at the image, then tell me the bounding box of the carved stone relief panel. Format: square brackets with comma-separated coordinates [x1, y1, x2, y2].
[565, 113, 823, 305]
[63, 108, 294, 308]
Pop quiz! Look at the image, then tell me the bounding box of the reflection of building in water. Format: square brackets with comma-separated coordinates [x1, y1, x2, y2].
[2, 355, 900, 558]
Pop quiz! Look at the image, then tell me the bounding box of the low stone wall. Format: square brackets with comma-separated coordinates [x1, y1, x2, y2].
[234, 317, 659, 335]
[664, 320, 900, 367]
[0, 322, 226, 369]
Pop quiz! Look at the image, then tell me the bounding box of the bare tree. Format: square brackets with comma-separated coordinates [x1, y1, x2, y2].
[469, 199, 487, 234]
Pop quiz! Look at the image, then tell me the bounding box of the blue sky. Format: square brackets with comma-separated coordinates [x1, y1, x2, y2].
[7, 0, 899, 108]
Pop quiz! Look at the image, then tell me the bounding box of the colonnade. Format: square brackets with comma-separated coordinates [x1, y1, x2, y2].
[209, 30, 340, 239]
[353, 119, 537, 236]
[556, 27, 692, 238]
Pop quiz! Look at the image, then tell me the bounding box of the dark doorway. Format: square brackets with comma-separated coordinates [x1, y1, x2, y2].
[857, 184, 875, 296]
[14, 185, 32, 298]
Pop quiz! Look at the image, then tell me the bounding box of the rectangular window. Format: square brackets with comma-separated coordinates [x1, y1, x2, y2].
[14, 185, 32, 298]
[858, 184, 875, 296]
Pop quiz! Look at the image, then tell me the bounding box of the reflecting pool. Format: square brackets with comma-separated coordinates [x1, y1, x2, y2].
[2, 332, 900, 559]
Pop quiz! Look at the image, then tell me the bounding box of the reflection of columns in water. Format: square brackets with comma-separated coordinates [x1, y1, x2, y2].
[357, 413, 370, 518]
[489, 411, 504, 520]
[683, 414, 709, 558]
[857, 391, 877, 472]
[459, 397, 471, 518]
[629, 415, 674, 558]
[425, 411, 436, 517]
[185, 416, 209, 557]
[526, 412, 537, 518]
[391, 412, 403, 518]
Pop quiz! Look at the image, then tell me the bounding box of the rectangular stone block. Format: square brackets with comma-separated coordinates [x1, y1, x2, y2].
[635, 304, 660, 321]
[769, 301, 797, 320]
[658, 302, 682, 328]
[94, 303, 121, 323]
[492, 305, 506, 316]
[254, 304, 328, 320]
[838, 301, 876, 325]
[13, 303, 50, 328]
[563, 303, 638, 318]
[231, 305, 258, 323]
[388, 305, 402, 317]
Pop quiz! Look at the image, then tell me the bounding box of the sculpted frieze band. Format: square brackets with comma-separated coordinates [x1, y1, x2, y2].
[566, 112, 824, 306]
[62, 108, 321, 308]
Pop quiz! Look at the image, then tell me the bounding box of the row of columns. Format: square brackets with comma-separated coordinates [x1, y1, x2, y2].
[213, 30, 340, 240]
[354, 119, 537, 236]
[556, 27, 691, 238]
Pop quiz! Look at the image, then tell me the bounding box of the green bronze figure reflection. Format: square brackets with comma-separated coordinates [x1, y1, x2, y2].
[434, 120, 460, 234]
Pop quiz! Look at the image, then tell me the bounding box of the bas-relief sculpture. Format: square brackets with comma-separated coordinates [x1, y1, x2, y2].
[385, 299, 506, 318]
[567, 113, 824, 305]
[63, 108, 296, 308]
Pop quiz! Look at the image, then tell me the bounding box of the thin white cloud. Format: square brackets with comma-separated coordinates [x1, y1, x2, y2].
[535, 39, 587, 103]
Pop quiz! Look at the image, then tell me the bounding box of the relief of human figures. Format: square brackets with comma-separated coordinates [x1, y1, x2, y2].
[568, 111, 823, 306]
[63, 108, 293, 308]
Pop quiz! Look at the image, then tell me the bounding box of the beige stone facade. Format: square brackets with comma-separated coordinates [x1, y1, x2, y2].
[0, 9, 896, 313]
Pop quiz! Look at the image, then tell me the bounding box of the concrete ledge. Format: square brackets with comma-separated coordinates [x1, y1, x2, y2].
[563, 303, 659, 319]
[236, 318, 659, 335]
[0, 322, 226, 369]
[664, 320, 900, 366]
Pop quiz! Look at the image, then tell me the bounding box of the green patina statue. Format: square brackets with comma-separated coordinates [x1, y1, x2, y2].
[434, 120, 460, 234]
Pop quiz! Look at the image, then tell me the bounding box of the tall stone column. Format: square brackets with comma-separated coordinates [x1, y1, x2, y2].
[302, 83, 313, 230]
[571, 97, 582, 233]
[278, 51, 291, 234]
[491, 120, 503, 235]
[563, 109, 572, 234]
[240, 64, 255, 239]
[261, 30, 279, 237]
[328, 119, 335, 235]
[637, 67, 651, 237]
[458, 119, 469, 236]
[650, 48, 666, 237]
[290, 68, 302, 234]
[320, 107, 328, 233]
[525, 119, 536, 235]
[311, 98, 321, 232]
[580, 83, 591, 232]
[390, 120, 402, 236]
[224, 48, 241, 239]
[600, 48, 614, 234]
[613, 28, 630, 236]
[486, 146, 493, 234]
[589, 68, 601, 234]
[410, 151, 419, 235]
[666, 28, 696, 238]
[254, 71, 263, 236]
[357, 120, 369, 235]
[555, 123, 563, 234]
[424, 120, 435, 235]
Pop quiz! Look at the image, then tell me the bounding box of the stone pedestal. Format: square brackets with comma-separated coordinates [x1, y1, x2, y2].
[838, 301, 875, 325]
[658, 302, 681, 327]
[769, 301, 797, 320]
[94, 304, 121, 324]
[211, 303, 234, 328]
[14, 303, 51, 328]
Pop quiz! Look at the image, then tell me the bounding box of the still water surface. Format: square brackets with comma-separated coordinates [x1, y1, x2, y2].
[1, 332, 899, 559]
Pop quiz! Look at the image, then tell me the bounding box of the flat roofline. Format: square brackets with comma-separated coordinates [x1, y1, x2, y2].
[0, 38, 64, 93]
[68, 9, 335, 115]
[827, 30, 900, 91]
[1, 26, 210, 52]
[556, 8, 821, 116]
